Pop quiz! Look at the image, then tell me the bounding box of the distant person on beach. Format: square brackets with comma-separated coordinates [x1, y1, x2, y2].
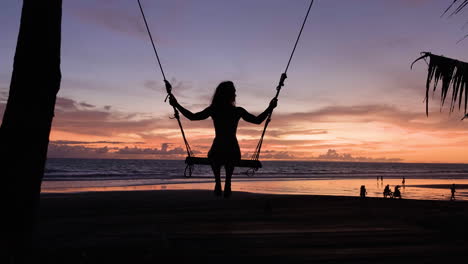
[402, 177, 405, 186]
[393, 185, 402, 199]
[380, 176, 383, 182]
[383, 184, 392, 198]
[360, 185, 367, 198]
[169, 80, 278, 198]
[450, 184, 456, 201]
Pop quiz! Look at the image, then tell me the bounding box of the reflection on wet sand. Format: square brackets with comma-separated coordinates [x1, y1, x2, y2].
[42, 178, 468, 201]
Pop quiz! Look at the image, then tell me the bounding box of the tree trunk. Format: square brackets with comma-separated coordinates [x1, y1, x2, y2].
[1, 0, 62, 261]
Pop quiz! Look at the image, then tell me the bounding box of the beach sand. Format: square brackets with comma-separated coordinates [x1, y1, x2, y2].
[35, 190, 468, 263]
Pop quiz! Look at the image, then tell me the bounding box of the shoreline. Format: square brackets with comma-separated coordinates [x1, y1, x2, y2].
[41, 177, 468, 201]
[36, 190, 468, 263]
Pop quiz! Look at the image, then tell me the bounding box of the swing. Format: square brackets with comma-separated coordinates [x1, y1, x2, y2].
[137, 0, 314, 177]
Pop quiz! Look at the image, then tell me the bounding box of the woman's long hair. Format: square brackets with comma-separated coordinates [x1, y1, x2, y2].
[210, 81, 236, 109]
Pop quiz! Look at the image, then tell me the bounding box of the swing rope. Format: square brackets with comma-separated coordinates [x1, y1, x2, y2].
[137, 0, 166, 81]
[248, 0, 314, 174]
[285, 0, 315, 74]
[137, 0, 314, 176]
[137, 0, 193, 160]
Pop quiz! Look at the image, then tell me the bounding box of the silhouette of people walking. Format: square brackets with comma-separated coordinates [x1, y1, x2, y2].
[450, 184, 456, 201]
[383, 184, 392, 198]
[393, 185, 402, 199]
[360, 185, 367, 198]
[169, 80, 278, 198]
[402, 177, 405, 186]
[380, 176, 383, 182]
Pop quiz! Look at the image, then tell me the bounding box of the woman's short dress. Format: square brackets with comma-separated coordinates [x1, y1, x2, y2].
[208, 137, 241, 166]
[207, 106, 244, 166]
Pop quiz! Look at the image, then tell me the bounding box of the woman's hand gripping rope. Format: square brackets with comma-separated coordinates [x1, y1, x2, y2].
[164, 80, 180, 108]
[164, 80, 173, 103]
[268, 98, 278, 112]
[268, 73, 286, 112]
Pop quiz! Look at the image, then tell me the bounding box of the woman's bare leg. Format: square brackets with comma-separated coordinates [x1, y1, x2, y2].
[224, 164, 234, 198]
[211, 163, 222, 196]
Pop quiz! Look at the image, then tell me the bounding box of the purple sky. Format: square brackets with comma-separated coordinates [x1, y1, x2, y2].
[1, 0, 468, 163]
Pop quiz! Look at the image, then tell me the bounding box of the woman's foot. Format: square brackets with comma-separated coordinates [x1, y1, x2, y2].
[214, 184, 222, 197]
[224, 185, 231, 198]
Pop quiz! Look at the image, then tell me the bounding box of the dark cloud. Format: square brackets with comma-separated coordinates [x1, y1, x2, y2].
[116, 143, 192, 155]
[51, 97, 173, 137]
[0, 90, 7, 121]
[48, 143, 111, 159]
[271, 104, 468, 132]
[316, 149, 402, 163]
[241, 147, 404, 162]
[237, 128, 327, 138]
[47, 142, 191, 159]
[0, 90, 8, 101]
[239, 138, 329, 148]
[249, 150, 296, 160]
[276, 104, 420, 123]
[143, 80, 159, 91]
[79, 102, 95, 108]
[268, 128, 327, 138]
[0, 101, 5, 119]
[51, 140, 144, 145]
[55, 97, 77, 110]
[55, 97, 103, 113]
[70, 0, 186, 41]
[72, 6, 146, 38]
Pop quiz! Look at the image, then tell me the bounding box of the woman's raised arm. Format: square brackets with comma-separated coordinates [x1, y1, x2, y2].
[169, 96, 210, 121]
[241, 98, 278, 124]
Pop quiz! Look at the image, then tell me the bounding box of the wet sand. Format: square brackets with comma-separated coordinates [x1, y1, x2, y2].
[35, 190, 468, 263]
[406, 184, 468, 189]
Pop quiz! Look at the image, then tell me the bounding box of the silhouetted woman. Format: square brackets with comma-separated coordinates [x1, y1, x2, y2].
[169, 81, 277, 198]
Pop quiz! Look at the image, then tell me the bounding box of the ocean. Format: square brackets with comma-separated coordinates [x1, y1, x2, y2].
[42, 158, 468, 201]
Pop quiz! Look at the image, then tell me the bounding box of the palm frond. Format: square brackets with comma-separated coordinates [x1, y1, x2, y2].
[443, 0, 468, 16]
[453, 0, 468, 15]
[456, 34, 468, 44]
[411, 52, 468, 118]
[442, 0, 460, 17]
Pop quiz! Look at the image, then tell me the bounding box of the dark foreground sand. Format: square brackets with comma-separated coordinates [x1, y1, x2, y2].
[35, 190, 468, 263]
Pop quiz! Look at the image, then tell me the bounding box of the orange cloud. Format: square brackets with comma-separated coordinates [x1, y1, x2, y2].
[2, 96, 468, 163]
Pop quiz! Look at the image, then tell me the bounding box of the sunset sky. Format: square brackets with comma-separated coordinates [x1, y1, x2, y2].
[1, 0, 468, 163]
